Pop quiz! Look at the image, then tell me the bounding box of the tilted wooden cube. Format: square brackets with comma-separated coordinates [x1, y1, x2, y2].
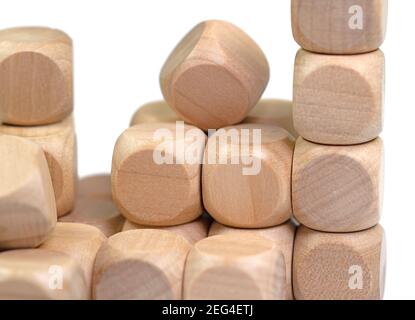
[293, 225, 386, 300]
[130, 101, 181, 127]
[292, 0, 388, 54]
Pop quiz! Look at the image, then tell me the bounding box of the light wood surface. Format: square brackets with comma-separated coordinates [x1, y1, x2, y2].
[40, 222, 106, 298]
[0, 27, 73, 125]
[293, 49, 384, 145]
[0, 115, 77, 216]
[0, 135, 56, 249]
[293, 225, 386, 300]
[93, 229, 192, 300]
[208, 221, 296, 300]
[130, 100, 181, 126]
[202, 124, 294, 228]
[77, 174, 112, 200]
[112, 123, 206, 226]
[292, 0, 388, 54]
[160, 20, 269, 130]
[0, 249, 88, 300]
[183, 234, 286, 300]
[292, 137, 383, 233]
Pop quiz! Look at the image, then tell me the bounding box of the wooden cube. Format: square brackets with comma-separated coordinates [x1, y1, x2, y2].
[209, 221, 296, 300]
[293, 225, 386, 300]
[292, 0, 388, 54]
[112, 123, 206, 226]
[0, 135, 56, 249]
[203, 124, 294, 228]
[0, 249, 88, 300]
[293, 49, 384, 145]
[93, 229, 192, 300]
[0, 27, 73, 125]
[160, 20, 269, 130]
[0, 116, 77, 216]
[183, 234, 286, 300]
[130, 101, 181, 126]
[77, 174, 112, 199]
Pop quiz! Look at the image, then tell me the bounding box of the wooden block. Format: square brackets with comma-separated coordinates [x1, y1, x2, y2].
[40, 222, 106, 297]
[202, 124, 294, 228]
[291, 0, 388, 54]
[160, 20, 269, 130]
[183, 234, 286, 300]
[292, 137, 383, 232]
[112, 123, 206, 226]
[93, 229, 192, 300]
[130, 101, 181, 126]
[243, 99, 298, 138]
[0, 115, 77, 216]
[0, 27, 73, 125]
[0, 135, 56, 249]
[293, 49, 384, 145]
[0, 249, 88, 300]
[122, 215, 210, 245]
[208, 221, 296, 300]
[293, 225, 386, 300]
[77, 174, 112, 199]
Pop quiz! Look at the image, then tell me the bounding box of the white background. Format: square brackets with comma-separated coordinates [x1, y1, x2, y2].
[0, 0, 412, 300]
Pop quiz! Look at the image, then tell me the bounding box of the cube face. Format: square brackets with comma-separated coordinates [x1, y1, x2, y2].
[293, 49, 384, 145]
[292, 138, 383, 233]
[130, 101, 181, 127]
[292, 0, 388, 54]
[293, 226, 386, 300]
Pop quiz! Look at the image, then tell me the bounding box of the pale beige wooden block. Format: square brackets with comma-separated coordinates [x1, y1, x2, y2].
[112, 123, 206, 226]
[209, 221, 296, 300]
[292, 137, 383, 232]
[202, 124, 294, 228]
[0, 135, 56, 249]
[183, 234, 286, 300]
[0, 249, 88, 300]
[293, 49, 384, 145]
[0, 27, 73, 125]
[93, 230, 192, 300]
[0, 115, 77, 216]
[130, 101, 181, 127]
[77, 174, 112, 200]
[160, 20, 269, 130]
[40, 222, 106, 298]
[292, 0, 388, 54]
[293, 225, 386, 300]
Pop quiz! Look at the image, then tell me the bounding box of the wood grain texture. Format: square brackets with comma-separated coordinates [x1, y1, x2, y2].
[0, 27, 73, 125]
[292, 137, 383, 233]
[292, 0, 388, 54]
[93, 229, 192, 300]
[293, 225, 386, 300]
[0, 249, 88, 300]
[202, 124, 294, 228]
[40, 222, 106, 298]
[0, 135, 56, 249]
[130, 100, 181, 126]
[293, 49, 384, 145]
[0, 115, 77, 216]
[160, 20, 269, 130]
[112, 123, 206, 226]
[183, 234, 286, 300]
[208, 221, 296, 300]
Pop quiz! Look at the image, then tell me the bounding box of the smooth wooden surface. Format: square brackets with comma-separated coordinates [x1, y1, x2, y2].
[203, 124, 294, 228]
[292, 0, 388, 54]
[112, 123, 206, 226]
[160, 20, 269, 130]
[130, 100, 181, 126]
[40, 222, 106, 297]
[0, 135, 56, 249]
[293, 225, 386, 300]
[0, 115, 77, 216]
[183, 234, 286, 300]
[292, 137, 383, 233]
[209, 221, 296, 300]
[0, 249, 88, 300]
[77, 174, 112, 200]
[122, 215, 210, 245]
[93, 229, 192, 300]
[0, 27, 73, 125]
[293, 49, 384, 145]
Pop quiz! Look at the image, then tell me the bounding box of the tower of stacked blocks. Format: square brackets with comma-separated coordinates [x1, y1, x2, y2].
[0, 1, 387, 301]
